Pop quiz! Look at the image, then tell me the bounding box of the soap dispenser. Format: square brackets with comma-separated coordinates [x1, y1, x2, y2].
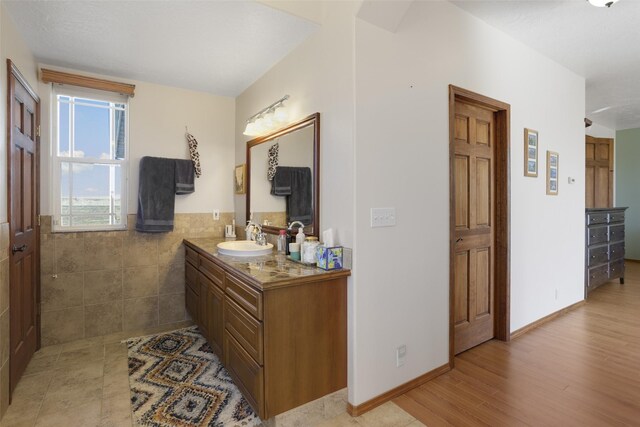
[296, 227, 306, 244]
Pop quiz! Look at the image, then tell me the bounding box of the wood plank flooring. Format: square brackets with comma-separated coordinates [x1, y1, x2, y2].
[394, 262, 640, 426]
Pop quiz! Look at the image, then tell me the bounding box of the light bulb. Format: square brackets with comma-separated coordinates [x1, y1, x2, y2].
[274, 106, 288, 124]
[262, 112, 275, 130]
[243, 122, 257, 136]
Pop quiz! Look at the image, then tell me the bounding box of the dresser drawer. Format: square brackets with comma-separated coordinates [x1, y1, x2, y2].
[610, 242, 625, 261]
[587, 213, 608, 225]
[224, 332, 264, 418]
[587, 245, 608, 266]
[587, 264, 609, 288]
[225, 274, 263, 321]
[199, 255, 225, 287]
[609, 211, 625, 224]
[225, 298, 263, 364]
[587, 225, 608, 245]
[609, 260, 624, 279]
[186, 245, 199, 266]
[185, 261, 198, 292]
[609, 225, 625, 243]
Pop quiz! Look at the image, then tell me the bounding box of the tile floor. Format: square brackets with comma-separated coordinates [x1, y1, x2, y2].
[0, 323, 423, 427]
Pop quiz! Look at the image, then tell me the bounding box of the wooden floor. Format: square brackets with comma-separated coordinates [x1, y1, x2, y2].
[394, 262, 640, 426]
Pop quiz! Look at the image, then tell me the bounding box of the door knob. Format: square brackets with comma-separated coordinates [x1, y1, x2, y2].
[12, 244, 27, 254]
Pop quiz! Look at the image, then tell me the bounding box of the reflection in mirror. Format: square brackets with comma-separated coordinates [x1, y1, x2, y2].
[247, 113, 319, 237]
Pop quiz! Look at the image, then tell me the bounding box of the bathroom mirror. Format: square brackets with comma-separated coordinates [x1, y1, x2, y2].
[246, 112, 319, 237]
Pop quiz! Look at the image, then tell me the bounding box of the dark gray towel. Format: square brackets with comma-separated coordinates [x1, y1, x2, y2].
[271, 166, 313, 225]
[136, 157, 175, 232]
[136, 157, 195, 233]
[175, 159, 195, 195]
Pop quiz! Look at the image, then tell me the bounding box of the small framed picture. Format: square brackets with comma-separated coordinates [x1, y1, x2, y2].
[546, 151, 559, 196]
[524, 128, 538, 177]
[234, 164, 246, 194]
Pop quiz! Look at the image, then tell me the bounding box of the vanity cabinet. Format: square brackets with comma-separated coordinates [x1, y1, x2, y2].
[585, 207, 627, 297]
[183, 239, 349, 420]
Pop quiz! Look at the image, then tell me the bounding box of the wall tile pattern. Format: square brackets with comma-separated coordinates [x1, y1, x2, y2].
[40, 213, 233, 347]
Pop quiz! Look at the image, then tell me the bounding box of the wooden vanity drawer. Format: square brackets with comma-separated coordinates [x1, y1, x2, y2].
[225, 298, 263, 365]
[587, 213, 608, 225]
[587, 245, 608, 266]
[609, 260, 624, 279]
[610, 242, 625, 261]
[587, 225, 608, 246]
[587, 264, 609, 289]
[199, 256, 225, 287]
[185, 261, 198, 292]
[609, 211, 625, 224]
[225, 274, 263, 321]
[186, 246, 199, 266]
[224, 332, 264, 418]
[609, 225, 625, 243]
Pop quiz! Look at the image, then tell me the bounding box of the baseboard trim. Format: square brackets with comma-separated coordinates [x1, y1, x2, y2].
[510, 300, 585, 340]
[346, 363, 450, 417]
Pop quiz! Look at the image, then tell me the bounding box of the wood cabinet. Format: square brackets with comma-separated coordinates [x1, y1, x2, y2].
[184, 240, 349, 420]
[585, 136, 613, 208]
[585, 207, 627, 297]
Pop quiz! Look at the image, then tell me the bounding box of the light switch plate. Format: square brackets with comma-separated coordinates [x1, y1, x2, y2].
[371, 207, 396, 227]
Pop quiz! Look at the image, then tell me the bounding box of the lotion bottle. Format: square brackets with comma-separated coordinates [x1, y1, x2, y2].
[296, 227, 306, 244]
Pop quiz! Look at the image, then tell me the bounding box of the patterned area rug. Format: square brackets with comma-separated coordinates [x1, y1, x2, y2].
[125, 326, 260, 427]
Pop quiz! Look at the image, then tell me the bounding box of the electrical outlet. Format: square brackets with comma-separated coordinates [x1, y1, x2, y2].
[396, 345, 406, 367]
[213, 209, 220, 220]
[371, 207, 396, 228]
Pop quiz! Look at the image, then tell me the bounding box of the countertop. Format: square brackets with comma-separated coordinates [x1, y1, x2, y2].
[585, 207, 628, 212]
[184, 238, 350, 290]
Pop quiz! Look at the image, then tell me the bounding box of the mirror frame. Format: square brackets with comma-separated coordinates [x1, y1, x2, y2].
[246, 112, 320, 238]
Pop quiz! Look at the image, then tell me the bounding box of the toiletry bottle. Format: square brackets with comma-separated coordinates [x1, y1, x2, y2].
[296, 227, 306, 244]
[277, 230, 287, 255]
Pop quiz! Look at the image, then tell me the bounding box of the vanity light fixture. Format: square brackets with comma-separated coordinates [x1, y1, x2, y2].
[587, 0, 618, 7]
[243, 95, 290, 136]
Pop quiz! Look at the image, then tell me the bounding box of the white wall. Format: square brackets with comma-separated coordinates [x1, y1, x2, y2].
[0, 5, 39, 223]
[38, 66, 236, 216]
[235, 0, 358, 401]
[586, 122, 615, 139]
[352, 1, 585, 404]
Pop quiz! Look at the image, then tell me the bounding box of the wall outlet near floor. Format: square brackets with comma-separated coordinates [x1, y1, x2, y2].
[396, 345, 406, 367]
[213, 209, 220, 220]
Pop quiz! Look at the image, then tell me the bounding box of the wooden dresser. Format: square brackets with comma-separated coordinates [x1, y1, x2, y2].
[183, 238, 349, 420]
[585, 207, 627, 297]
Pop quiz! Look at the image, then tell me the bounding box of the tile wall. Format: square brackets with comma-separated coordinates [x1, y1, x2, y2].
[0, 223, 9, 419]
[40, 213, 234, 346]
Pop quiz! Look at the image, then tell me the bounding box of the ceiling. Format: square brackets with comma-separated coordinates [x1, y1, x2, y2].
[3, 1, 318, 97]
[452, 0, 640, 131]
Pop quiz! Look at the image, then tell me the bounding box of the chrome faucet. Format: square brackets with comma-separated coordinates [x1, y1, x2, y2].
[246, 221, 267, 246]
[288, 221, 305, 231]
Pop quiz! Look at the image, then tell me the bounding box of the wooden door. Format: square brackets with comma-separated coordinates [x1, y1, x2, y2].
[585, 135, 613, 208]
[207, 282, 224, 357]
[452, 99, 496, 354]
[7, 60, 40, 394]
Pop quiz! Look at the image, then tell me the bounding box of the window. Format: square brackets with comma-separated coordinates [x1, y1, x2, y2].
[52, 86, 128, 231]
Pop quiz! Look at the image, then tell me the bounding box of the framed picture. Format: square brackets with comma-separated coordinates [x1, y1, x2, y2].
[524, 128, 538, 177]
[234, 164, 246, 194]
[546, 151, 559, 196]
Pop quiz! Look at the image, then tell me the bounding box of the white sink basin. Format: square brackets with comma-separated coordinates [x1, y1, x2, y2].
[216, 240, 273, 257]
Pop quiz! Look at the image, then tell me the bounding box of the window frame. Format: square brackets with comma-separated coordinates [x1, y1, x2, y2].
[51, 85, 130, 232]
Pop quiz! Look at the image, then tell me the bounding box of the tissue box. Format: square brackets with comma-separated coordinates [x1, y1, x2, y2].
[316, 246, 343, 270]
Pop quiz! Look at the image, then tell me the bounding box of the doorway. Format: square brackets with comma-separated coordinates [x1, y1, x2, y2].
[448, 85, 510, 364]
[7, 59, 40, 395]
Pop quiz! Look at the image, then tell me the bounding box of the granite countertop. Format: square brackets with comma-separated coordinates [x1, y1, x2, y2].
[184, 238, 350, 290]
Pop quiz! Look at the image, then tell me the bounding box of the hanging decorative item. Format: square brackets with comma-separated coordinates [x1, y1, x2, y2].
[267, 142, 279, 181]
[185, 128, 202, 178]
